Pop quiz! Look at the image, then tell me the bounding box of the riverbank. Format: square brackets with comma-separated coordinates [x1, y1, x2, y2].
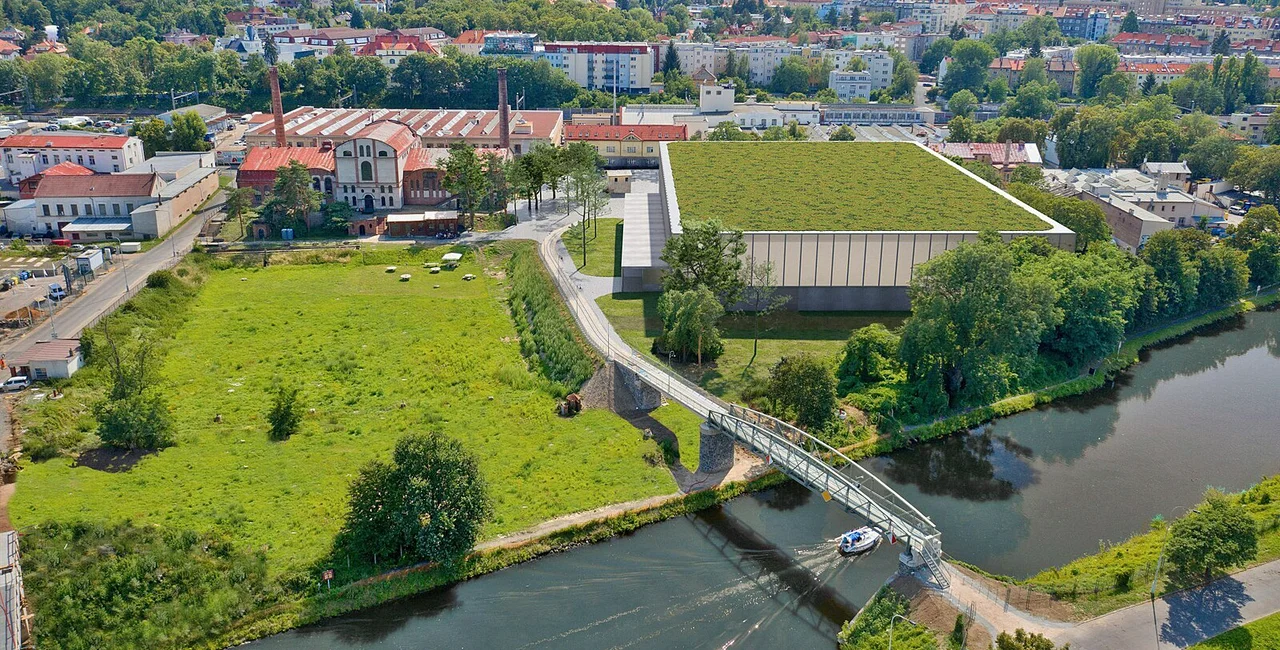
[203, 470, 791, 649]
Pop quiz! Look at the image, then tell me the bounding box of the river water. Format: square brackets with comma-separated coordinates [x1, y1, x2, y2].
[250, 309, 1280, 649]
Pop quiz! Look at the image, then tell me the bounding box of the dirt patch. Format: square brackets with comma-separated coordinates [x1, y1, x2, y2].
[73, 447, 157, 473]
[891, 575, 993, 650]
[951, 564, 1081, 622]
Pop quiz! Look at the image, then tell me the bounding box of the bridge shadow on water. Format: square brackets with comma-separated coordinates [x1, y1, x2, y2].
[689, 505, 869, 639]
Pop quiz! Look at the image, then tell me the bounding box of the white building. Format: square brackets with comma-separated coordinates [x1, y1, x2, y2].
[828, 70, 873, 101]
[825, 50, 894, 90]
[333, 121, 417, 212]
[0, 133, 145, 186]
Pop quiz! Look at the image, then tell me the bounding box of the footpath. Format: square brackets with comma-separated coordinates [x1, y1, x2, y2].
[937, 559, 1280, 649]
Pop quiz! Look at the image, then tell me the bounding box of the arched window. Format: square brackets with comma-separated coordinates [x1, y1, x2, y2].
[378, 149, 387, 157]
[360, 161, 373, 182]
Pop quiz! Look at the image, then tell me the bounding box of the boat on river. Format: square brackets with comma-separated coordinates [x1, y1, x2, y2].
[837, 527, 881, 555]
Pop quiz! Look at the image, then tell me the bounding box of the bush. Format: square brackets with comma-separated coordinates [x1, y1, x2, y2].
[837, 324, 901, 391]
[267, 384, 302, 441]
[838, 587, 938, 650]
[507, 246, 596, 393]
[96, 393, 176, 450]
[146, 269, 180, 290]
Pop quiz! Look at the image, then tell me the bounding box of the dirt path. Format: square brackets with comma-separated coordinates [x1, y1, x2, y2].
[474, 492, 683, 552]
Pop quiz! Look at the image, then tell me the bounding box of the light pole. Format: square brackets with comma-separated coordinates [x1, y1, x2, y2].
[1150, 505, 1190, 650]
[107, 237, 130, 291]
[888, 614, 917, 650]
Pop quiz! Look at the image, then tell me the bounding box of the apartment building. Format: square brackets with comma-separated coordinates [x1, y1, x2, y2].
[828, 70, 874, 101]
[0, 134, 145, 186]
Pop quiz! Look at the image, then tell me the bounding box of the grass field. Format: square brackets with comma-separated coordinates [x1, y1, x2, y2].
[596, 291, 907, 403]
[665, 141, 1049, 232]
[12, 246, 678, 575]
[1023, 476, 1280, 618]
[1191, 611, 1280, 649]
[561, 218, 622, 277]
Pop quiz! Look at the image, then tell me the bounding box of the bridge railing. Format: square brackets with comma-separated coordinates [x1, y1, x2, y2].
[709, 407, 940, 552]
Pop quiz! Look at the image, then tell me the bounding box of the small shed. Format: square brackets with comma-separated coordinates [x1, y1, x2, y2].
[607, 170, 632, 194]
[12, 338, 82, 380]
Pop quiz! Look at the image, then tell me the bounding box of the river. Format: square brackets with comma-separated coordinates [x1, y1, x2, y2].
[250, 308, 1280, 649]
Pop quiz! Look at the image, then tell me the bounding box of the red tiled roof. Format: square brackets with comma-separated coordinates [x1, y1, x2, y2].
[39, 161, 94, 176]
[239, 146, 336, 173]
[719, 35, 787, 44]
[451, 29, 493, 45]
[0, 133, 132, 149]
[935, 142, 1036, 164]
[564, 124, 688, 141]
[1117, 62, 1192, 75]
[355, 36, 440, 57]
[0, 41, 19, 54]
[14, 338, 81, 365]
[353, 121, 417, 152]
[1111, 32, 1208, 47]
[31, 173, 158, 198]
[404, 148, 450, 172]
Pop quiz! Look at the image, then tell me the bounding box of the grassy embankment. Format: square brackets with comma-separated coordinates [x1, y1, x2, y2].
[1191, 610, 1280, 650]
[1006, 475, 1280, 619]
[560, 217, 622, 277]
[14, 242, 712, 648]
[597, 291, 907, 403]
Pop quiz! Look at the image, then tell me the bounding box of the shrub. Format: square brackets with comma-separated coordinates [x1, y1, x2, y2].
[267, 384, 302, 441]
[837, 324, 901, 391]
[146, 269, 180, 290]
[95, 393, 176, 450]
[506, 246, 596, 392]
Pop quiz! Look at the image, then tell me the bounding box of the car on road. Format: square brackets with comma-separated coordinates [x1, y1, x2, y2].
[1, 376, 30, 392]
[42, 124, 59, 131]
[47, 283, 66, 301]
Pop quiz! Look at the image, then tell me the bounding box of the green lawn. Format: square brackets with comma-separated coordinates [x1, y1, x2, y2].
[1191, 611, 1280, 649]
[1023, 476, 1280, 618]
[665, 141, 1049, 232]
[12, 247, 678, 575]
[561, 218, 622, 277]
[648, 401, 703, 468]
[596, 291, 907, 403]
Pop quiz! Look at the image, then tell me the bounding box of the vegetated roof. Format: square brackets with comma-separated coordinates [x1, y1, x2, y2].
[564, 124, 687, 141]
[239, 146, 336, 173]
[31, 173, 159, 198]
[0, 133, 132, 149]
[665, 141, 1049, 232]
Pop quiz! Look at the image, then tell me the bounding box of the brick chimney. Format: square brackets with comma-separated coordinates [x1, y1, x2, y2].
[497, 67, 511, 151]
[269, 66, 286, 148]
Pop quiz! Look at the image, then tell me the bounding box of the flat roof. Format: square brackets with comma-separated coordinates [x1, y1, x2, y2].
[61, 217, 134, 233]
[663, 141, 1052, 232]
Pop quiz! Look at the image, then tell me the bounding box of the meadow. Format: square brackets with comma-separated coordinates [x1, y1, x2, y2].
[1191, 611, 1280, 650]
[664, 141, 1049, 232]
[12, 245, 678, 577]
[596, 291, 907, 403]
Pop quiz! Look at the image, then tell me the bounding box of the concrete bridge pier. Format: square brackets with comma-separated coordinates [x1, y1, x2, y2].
[697, 422, 734, 474]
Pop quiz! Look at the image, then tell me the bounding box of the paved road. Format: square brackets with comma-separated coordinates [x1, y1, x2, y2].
[0, 188, 223, 361]
[1054, 560, 1280, 650]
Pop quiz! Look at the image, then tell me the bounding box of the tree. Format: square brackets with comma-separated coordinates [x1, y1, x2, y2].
[1008, 165, 1044, 187]
[1211, 30, 1231, 56]
[829, 125, 857, 141]
[920, 37, 954, 76]
[225, 187, 255, 238]
[661, 218, 747, 306]
[1095, 71, 1136, 103]
[1142, 72, 1157, 95]
[656, 286, 724, 364]
[949, 22, 966, 41]
[771, 55, 811, 95]
[341, 432, 493, 566]
[267, 383, 302, 441]
[707, 121, 758, 141]
[899, 237, 1058, 411]
[987, 77, 1011, 103]
[947, 89, 978, 118]
[1265, 110, 1280, 145]
[942, 39, 996, 97]
[1229, 146, 1280, 204]
[837, 324, 900, 389]
[1167, 490, 1258, 583]
[27, 53, 66, 107]
[263, 33, 278, 66]
[1141, 229, 1199, 318]
[996, 629, 1067, 650]
[1020, 243, 1139, 364]
[442, 143, 489, 228]
[96, 393, 176, 450]
[662, 42, 680, 75]
[1001, 81, 1057, 120]
[1120, 10, 1140, 33]
[170, 111, 211, 151]
[568, 165, 607, 266]
[1183, 134, 1238, 180]
[1075, 44, 1119, 99]
[131, 117, 170, 158]
[739, 260, 789, 366]
[1020, 57, 1048, 87]
[263, 160, 320, 231]
[1231, 205, 1280, 285]
[768, 354, 837, 430]
[1054, 105, 1119, 169]
[1195, 246, 1249, 310]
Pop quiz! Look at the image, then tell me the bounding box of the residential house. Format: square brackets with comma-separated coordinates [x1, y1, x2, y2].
[0, 41, 20, 61]
[12, 339, 82, 380]
[1109, 32, 1209, 56]
[354, 32, 441, 67]
[828, 70, 873, 101]
[933, 142, 1042, 180]
[563, 124, 687, 167]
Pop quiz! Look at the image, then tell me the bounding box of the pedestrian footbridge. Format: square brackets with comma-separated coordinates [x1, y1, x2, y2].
[706, 404, 949, 589]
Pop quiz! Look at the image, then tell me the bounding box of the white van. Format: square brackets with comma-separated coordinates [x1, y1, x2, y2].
[1, 376, 30, 392]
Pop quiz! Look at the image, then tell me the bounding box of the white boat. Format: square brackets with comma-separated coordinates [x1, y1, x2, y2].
[838, 527, 881, 555]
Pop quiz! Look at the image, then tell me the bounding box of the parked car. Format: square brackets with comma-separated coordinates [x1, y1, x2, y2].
[0, 277, 14, 291]
[1, 376, 30, 392]
[94, 120, 113, 128]
[1, 376, 30, 391]
[47, 283, 66, 301]
[42, 124, 59, 131]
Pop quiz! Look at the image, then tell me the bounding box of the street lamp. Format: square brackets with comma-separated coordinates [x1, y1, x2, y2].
[1150, 505, 1191, 650]
[106, 237, 130, 291]
[888, 614, 918, 650]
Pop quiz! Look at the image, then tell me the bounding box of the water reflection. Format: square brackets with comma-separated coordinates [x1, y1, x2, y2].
[878, 430, 1038, 502]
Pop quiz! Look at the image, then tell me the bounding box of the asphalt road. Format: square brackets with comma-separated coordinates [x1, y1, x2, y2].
[0, 189, 223, 362]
